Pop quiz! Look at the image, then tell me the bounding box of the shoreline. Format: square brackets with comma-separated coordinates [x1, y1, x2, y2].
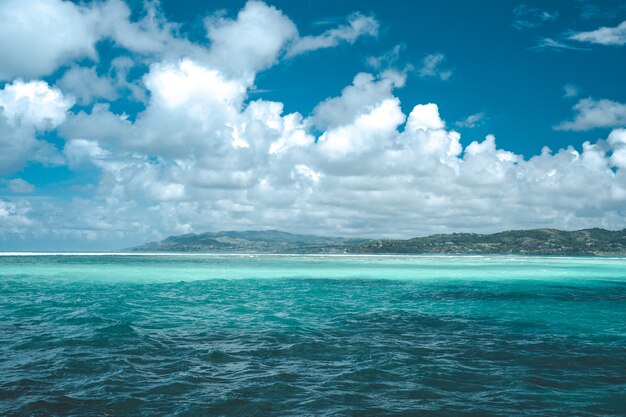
[1, 252, 626, 260]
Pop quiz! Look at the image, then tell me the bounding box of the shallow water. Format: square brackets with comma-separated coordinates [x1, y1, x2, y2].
[1, 255, 625, 416]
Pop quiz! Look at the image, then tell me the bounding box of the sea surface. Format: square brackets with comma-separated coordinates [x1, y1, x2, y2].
[1, 254, 625, 416]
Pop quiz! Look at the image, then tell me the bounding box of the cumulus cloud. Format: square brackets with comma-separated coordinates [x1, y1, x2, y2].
[608, 129, 626, 169]
[0, 199, 33, 232]
[312, 71, 405, 131]
[53, 59, 626, 242]
[2, 0, 626, 248]
[286, 13, 378, 57]
[0, 80, 73, 175]
[0, 0, 100, 80]
[418, 53, 452, 80]
[56, 66, 117, 105]
[556, 98, 626, 130]
[0, 0, 206, 81]
[205, 1, 297, 78]
[570, 20, 626, 46]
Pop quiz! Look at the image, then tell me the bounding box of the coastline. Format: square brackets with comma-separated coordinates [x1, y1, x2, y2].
[2, 251, 626, 260]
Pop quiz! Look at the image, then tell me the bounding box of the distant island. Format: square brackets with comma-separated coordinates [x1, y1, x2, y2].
[129, 228, 626, 256]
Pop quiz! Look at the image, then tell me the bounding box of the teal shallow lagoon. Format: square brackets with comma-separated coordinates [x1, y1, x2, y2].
[1, 255, 625, 416]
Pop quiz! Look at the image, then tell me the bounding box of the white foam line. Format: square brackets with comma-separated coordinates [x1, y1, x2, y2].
[0, 252, 464, 257]
[0, 252, 623, 261]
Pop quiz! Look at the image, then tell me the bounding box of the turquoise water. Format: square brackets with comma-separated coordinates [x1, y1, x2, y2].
[1, 255, 625, 416]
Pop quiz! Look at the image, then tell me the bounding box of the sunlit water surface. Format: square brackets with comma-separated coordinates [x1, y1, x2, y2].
[1, 254, 625, 416]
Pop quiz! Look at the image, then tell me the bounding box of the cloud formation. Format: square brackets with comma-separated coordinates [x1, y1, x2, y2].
[418, 53, 452, 80]
[287, 13, 378, 57]
[0, 80, 73, 175]
[570, 20, 626, 46]
[1, 0, 626, 248]
[513, 5, 558, 30]
[556, 98, 626, 130]
[455, 112, 485, 128]
[563, 84, 580, 98]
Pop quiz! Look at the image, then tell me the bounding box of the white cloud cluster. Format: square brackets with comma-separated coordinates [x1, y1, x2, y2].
[205, 1, 297, 79]
[52, 64, 626, 243]
[570, 20, 626, 46]
[556, 98, 626, 131]
[0, 0, 192, 81]
[0, 80, 73, 175]
[1, 0, 626, 248]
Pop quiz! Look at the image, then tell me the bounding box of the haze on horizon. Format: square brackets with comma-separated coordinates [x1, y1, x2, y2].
[1, 0, 626, 251]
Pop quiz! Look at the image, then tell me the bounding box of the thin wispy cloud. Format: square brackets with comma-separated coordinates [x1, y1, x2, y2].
[531, 37, 588, 51]
[2, 178, 35, 194]
[367, 44, 404, 69]
[576, 0, 626, 20]
[418, 53, 452, 81]
[513, 4, 558, 30]
[286, 13, 378, 57]
[455, 112, 485, 128]
[563, 84, 580, 98]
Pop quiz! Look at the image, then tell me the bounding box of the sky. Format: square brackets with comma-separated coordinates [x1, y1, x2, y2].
[1, 0, 626, 250]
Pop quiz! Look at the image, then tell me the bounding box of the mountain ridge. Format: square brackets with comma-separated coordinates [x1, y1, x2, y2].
[129, 228, 626, 256]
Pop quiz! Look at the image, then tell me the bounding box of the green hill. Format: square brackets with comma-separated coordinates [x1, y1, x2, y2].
[129, 228, 626, 256]
[350, 228, 626, 256]
[130, 230, 368, 253]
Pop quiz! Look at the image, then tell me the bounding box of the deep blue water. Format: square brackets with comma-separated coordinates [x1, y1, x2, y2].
[1, 255, 625, 416]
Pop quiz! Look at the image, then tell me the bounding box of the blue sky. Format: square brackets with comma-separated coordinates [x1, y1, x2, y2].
[1, 0, 626, 250]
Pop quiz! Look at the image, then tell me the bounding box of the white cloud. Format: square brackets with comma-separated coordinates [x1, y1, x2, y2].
[0, 80, 73, 175]
[563, 84, 580, 98]
[54, 60, 626, 243]
[56, 66, 117, 105]
[0, 0, 208, 81]
[205, 1, 297, 79]
[556, 98, 626, 131]
[0, 0, 100, 80]
[287, 13, 378, 57]
[570, 20, 626, 46]
[455, 112, 485, 128]
[406, 104, 445, 131]
[419, 53, 452, 80]
[317, 98, 405, 159]
[3, 178, 35, 194]
[367, 44, 403, 69]
[0, 199, 33, 233]
[0, 80, 74, 130]
[532, 37, 586, 51]
[608, 129, 626, 169]
[312, 71, 404, 131]
[97, 0, 183, 54]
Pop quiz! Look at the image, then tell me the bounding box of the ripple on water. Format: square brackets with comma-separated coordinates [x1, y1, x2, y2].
[1, 257, 625, 416]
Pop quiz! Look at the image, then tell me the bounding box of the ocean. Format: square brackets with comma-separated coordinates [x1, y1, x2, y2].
[1, 254, 625, 416]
